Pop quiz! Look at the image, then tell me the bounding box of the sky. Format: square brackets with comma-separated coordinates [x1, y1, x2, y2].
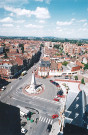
[0, 0, 88, 39]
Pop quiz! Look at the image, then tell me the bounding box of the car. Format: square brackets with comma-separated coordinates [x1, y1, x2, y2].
[52, 114, 58, 119]
[57, 95, 65, 98]
[21, 122, 27, 127]
[19, 77, 22, 80]
[52, 81, 60, 87]
[21, 128, 27, 134]
[46, 124, 52, 132]
[53, 98, 59, 101]
[24, 111, 33, 119]
[52, 81, 56, 85]
[57, 90, 63, 96]
[1, 86, 6, 91]
[65, 76, 69, 79]
[55, 83, 60, 87]
[50, 80, 53, 83]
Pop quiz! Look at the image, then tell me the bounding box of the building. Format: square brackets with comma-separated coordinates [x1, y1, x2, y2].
[67, 62, 80, 72]
[0, 59, 18, 78]
[38, 58, 50, 77]
[63, 90, 88, 135]
[63, 43, 81, 56]
[0, 102, 21, 135]
[0, 46, 4, 54]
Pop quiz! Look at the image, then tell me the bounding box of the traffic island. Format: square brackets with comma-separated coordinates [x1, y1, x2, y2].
[22, 71, 44, 96]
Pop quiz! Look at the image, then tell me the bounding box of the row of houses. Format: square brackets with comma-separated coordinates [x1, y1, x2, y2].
[37, 41, 88, 77]
[38, 58, 82, 77]
[0, 39, 41, 79]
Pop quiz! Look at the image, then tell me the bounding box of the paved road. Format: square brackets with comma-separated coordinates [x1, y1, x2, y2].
[0, 57, 61, 135]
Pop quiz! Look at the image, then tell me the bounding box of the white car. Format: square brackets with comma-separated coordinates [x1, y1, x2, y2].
[21, 128, 27, 134]
[1, 86, 6, 91]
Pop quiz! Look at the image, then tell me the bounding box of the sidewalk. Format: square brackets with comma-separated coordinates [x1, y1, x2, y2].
[49, 121, 61, 135]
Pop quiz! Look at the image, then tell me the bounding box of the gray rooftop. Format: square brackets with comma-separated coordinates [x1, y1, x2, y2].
[40, 60, 50, 67]
[64, 90, 87, 128]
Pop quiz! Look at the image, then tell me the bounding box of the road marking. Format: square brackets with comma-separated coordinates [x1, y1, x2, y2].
[39, 116, 53, 124]
[43, 117, 46, 122]
[12, 90, 60, 107]
[48, 119, 50, 124]
[41, 117, 44, 122]
[31, 96, 60, 105]
[39, 116, 41, 120]
[50, 120, 53, 124]
[46, 118, 48, 123]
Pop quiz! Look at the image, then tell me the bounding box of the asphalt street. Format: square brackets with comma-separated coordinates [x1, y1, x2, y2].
[0, 56, 61, 135]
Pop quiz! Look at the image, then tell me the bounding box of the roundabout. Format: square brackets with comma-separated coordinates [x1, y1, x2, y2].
[23, 71, 44, 96]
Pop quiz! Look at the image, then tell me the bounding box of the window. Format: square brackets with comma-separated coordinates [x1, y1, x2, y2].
[75, 104, 79, 108]
[75, 113, 79, 118]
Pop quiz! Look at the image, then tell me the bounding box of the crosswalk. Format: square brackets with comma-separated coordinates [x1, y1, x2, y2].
[39, 116, 53, 125]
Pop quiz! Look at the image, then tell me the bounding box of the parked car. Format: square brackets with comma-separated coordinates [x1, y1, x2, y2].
[55, 82, 60, 87]
[46, 124, 52, 132]
[50, 80, 60, 87]
[52, 114, 58, 119]
[57, 90, 63, 96]
[57, 95, 65, 98]
[19, 77, 22, 80]
[50, 80, 53, 83]
[21, 128, 27, 134]
[21, 122, 27, 127]
[24, 112, 32, 119]
[1, 86, 6, 91]
[53, 98, 59, 101]
[65, 76, 69, 79]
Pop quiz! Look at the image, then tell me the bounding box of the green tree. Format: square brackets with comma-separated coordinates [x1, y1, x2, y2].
[4, 51, 8, 58]
[40, 44, 44, 47]
[78, 43, 82, 46]
[19, 44, 24, 53]
[81, 78, 85, 84]
[62, 61, 68, 66]
[84, 63, 88, 70]
[74, 76, 78, 80]
[53, 44, 60, 49]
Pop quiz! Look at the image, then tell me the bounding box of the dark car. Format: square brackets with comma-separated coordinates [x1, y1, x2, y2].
[50, 80, 53, 83]
[65, 76, 69, 79]
[55, 82, 60, 87]
[57, 90, 63, 96]
[24, 112, 32, 119]
[21, 122, 27, 127]
[46, 124, 52, 132]
[19, 77, 22, 80]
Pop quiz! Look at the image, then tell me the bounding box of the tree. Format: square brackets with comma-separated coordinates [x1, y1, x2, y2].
[62, 61, 68, 66]
[84, 63, 88, 70]
[19, 44, 24, 53]
[74, 76, 78, 80]
[78, 43, 82, 46]
[40, 44, 44, 47]
[4, 51, 8, 58]
[81, 78, 85, 84]
[53, 44, 60, 49]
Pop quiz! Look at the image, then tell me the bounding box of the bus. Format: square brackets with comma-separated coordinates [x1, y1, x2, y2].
[21, 71, 27, 76]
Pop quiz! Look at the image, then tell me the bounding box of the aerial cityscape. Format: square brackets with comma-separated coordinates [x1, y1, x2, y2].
[0, 0, 88, 135]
